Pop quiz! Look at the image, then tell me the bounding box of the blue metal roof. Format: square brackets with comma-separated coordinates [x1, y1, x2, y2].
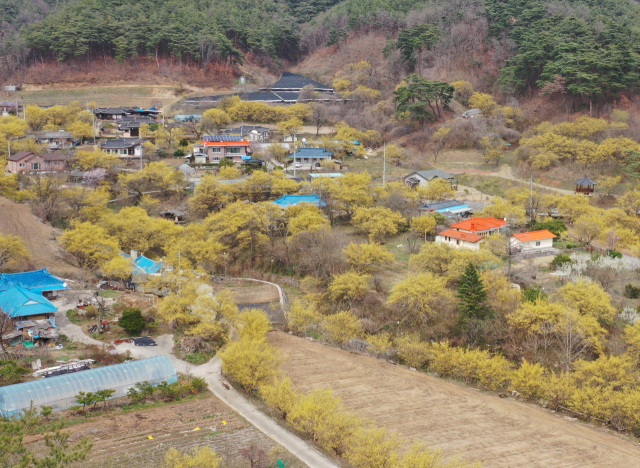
[309, 173, 344, 178]
[293, 148, 334, 158]
[273, 195, 325, 207]
[134, 255, 163, 275]
[0, 286, 58, 318]
[0, 269, 68, 293]
[0, 356, 177, 418]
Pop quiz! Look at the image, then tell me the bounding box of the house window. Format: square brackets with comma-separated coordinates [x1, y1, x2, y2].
[456, 240, 460, 245]
[212, 157, 220, 161]
[535, 241, 541, 246]
[19, 163, 25, 167]
[210, 147, 221, 153]
[54, 161, 61, 166]
[226, 147, 241, 154]
[120, 149, 128, 155]
[31, 162, 41, 170]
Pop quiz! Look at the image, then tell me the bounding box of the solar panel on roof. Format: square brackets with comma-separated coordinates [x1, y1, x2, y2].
[203, 135, 246, 142]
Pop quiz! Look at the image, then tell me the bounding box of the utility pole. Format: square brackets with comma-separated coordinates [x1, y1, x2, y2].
[162, 102, 165, 128]
[292, 129, 297, 178]
[529, 172, 534, 225]
[92, 112, 97, 146]
[383, 141, 386, 187]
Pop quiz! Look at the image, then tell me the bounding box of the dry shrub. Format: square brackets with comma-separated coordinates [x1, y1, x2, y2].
[446, 118, 486, 149]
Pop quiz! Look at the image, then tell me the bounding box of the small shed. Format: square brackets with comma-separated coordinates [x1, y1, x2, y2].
[574, 175, 597, 195]
[0, 356, 177, 418]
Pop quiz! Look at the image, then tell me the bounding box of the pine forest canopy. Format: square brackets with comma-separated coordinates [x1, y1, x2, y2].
[3, 0, 640, 108]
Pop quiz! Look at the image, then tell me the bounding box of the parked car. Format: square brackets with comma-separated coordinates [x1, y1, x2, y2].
[295, 162, 302, 168]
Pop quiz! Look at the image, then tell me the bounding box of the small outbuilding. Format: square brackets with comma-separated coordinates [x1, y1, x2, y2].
[0, 356, 177, 418]
[404, 170, 458, 189]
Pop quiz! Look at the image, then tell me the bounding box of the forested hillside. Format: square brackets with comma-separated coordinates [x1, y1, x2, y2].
[3, 0, 640, 104]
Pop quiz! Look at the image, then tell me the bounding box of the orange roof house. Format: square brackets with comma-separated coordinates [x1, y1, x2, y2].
[435, 229, 484, 251]
[510, 229, 556, 251]
[201, 135, 250, 163]
[450, 217, 509, 235]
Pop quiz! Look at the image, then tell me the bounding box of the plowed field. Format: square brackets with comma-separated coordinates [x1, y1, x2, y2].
[270, 332, 640, 468]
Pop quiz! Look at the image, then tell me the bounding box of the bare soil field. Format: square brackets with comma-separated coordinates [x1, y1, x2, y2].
[211, 279, 280, 305]
[26, 397, 302, 468]
[270, 332, 640, 468]
[0, 197, 79, 276]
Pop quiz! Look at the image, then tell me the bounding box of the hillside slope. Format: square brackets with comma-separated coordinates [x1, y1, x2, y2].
[0, 197, 79, 276]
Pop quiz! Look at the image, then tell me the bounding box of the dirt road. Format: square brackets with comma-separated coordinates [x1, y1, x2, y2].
[270, 332, 640, 468]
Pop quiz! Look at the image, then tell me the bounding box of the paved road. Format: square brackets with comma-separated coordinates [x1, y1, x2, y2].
[56, 299, 337, 468]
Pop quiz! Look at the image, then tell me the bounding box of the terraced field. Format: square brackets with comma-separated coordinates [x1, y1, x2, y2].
[271, 332, 640, 468]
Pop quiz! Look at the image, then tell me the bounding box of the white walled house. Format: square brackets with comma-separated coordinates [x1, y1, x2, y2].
[435, 229, 483, 251]
[510, 230, 556, 251]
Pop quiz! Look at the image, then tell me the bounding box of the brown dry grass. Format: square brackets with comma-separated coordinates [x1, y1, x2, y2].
[0, 196, 79, 276]
[270, 331, 640, 468]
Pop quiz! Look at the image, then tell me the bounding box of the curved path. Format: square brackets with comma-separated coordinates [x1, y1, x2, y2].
[56, 299, 337, 468]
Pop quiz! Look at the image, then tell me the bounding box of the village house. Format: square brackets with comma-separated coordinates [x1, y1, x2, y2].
[510, 229, 557, 252]
[34, 130, 74, 150]
[202, 135, 251, 163]
[450, 217, 510, 236]
[117, 116, 157, 137]
[419, 199, 473, 217]
[404, 169, 458, 189]
[291, 148, 334, 167]
[93, 107, 161, 121]
[0, 286, 58, 324]
[0, 268, 69, 300]
[99, 138, 144, 158]
[435, 229, 484, 251]
[224, 125, 272, 142]
[5, 151, 69, 173]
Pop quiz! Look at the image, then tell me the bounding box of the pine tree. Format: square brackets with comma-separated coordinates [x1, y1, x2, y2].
[456, 263, 491, 322]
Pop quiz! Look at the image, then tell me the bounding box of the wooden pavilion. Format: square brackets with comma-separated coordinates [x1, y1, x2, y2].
[574, 175, 597, 195]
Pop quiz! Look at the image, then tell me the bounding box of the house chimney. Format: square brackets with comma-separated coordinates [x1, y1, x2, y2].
[131, 249, 138, 259]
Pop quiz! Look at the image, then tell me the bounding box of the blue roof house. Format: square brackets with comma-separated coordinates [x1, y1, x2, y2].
[0, 286, 58, 320]
[0, 269, 68, 299]
[120, 251, 164, 291]
[273, 194, 325, 207]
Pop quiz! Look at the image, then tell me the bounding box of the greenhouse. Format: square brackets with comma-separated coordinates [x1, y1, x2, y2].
[0, 356, 177, 418]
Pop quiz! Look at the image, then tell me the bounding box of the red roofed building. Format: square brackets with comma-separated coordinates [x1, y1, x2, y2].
[435, 229, 484, 251]
[510, 229, 556, 251]
[450, 217, 509, 236]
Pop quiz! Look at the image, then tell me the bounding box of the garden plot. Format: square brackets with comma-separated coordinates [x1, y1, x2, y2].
[270, 332, 640, 468]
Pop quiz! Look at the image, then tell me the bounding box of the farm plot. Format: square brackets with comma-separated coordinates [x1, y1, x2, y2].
[26, 397, 303, 468]
[270, 332, 640, 468]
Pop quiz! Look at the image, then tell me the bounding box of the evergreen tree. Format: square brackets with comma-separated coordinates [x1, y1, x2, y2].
[456, 262, 491, 322]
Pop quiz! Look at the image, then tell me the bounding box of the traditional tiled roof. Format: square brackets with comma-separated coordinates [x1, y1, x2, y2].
[437, 229, 483, 243]
[0, 269, 68, 294]
[574, 175, 597, 185]
[99, 138, 143, 149]
[451, 217, 509, 233]
[273, 194, 324, 207]
[511, 230, 557, 242]
[0, 286, 58, 318]
[264, 72, 333, 92]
